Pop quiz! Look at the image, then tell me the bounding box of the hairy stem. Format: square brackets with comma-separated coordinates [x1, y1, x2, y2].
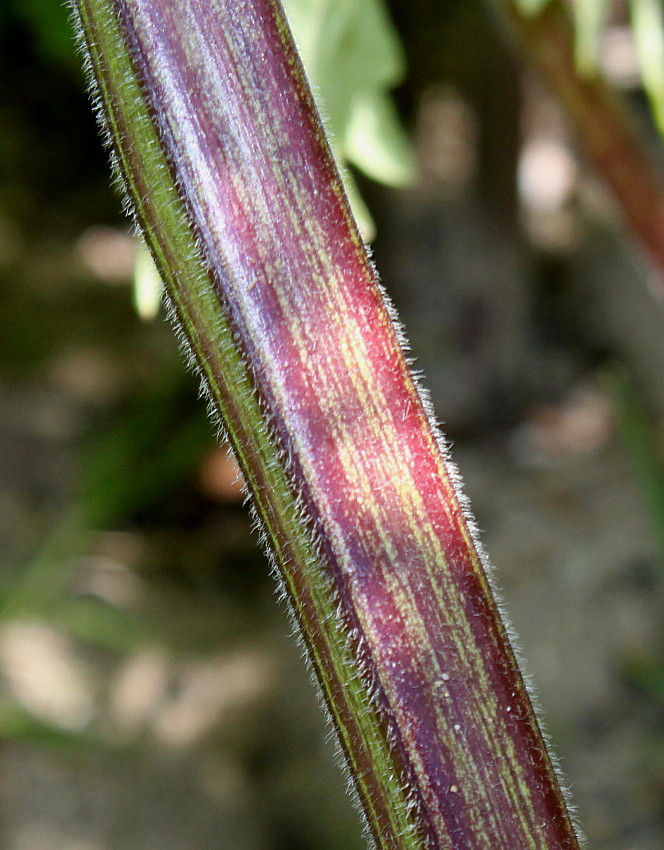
[72, 1, 581, 847]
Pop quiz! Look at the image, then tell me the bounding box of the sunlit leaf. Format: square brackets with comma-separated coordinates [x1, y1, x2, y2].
[133, 236, 163, 320]
[573, 0, 609, 76]
[631, 0, 664, 134]
[514, 0, 551, 16]
[344, 90, 417, 187]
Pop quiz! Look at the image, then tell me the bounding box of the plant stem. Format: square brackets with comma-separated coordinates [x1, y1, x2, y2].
[490, 0, 664, 277]
[71, 1, 582, 846]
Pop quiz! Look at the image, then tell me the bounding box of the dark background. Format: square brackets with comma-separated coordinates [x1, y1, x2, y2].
[1, 1, 663, 848]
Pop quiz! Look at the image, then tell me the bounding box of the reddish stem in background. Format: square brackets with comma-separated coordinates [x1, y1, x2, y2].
[493, 0, 664, 279]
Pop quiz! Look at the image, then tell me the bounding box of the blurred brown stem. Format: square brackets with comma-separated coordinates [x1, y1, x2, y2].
[491, 0, 664, 277]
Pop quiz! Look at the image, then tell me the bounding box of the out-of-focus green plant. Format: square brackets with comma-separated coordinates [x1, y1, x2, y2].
[603, 364, 664, 564]
[570, 0, 609, 74]
[631, 0, 664, 134]
[0, 0, 76, 66]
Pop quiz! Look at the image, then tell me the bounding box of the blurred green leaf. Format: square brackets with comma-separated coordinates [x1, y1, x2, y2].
[51, 597, 147, 652]
[514, 0, 551, 15]
[623, 653, 664, 699]
[573, 0, 609, 75]
[1, 512, 90, 619]
[5, 0, 76, 67]
[631, 0, 664, 135]
[603, 363, 664, 566]
[0, 704, 86, 747]
[78, 378, 212, 526]
[133, 236, 163, 321]
[344, 90, 417, 187]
